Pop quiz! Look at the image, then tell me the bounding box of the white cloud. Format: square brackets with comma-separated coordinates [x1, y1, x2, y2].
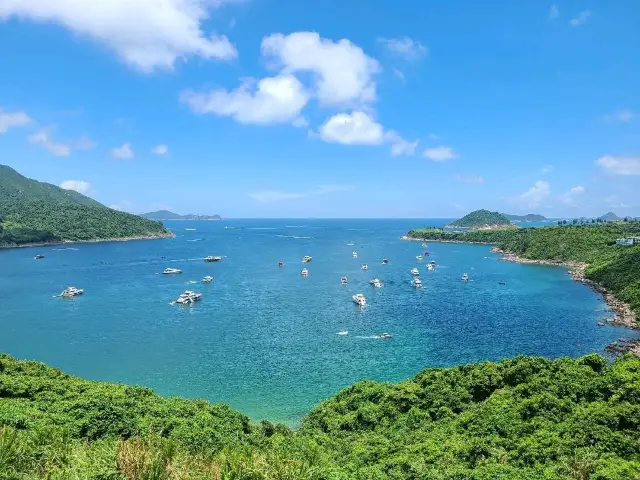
[28, 128, 71, 157]
[181, 74, 309, 124]
[455, 175, 484, 184]
[514, 181, 551, 207]
[423, 146, 458, 161]
[549, 4, 559, 20]
[0, 110, 31, 133]
[74, 136, 96, 150]
[319, 111, 384, 145]
[561, 185, 585, 204]
[596, 155, 640, 176]
[541, 164, 554, 174]
[111, 142, 134, 159]
[385, 130, 418, 156]
[261, 32, 380, 107]
[604, 110, 634, 122]
[0, 0, 238, 72]
[604, 195, 631, 209]
[60, 180, 91, 195]
[152, 144, 169, 155]
[570, 10, 591, 27]
[427, 133, 440, 140]
[291, 116, 309, 128]
[250, 184, 353, 203]
[378, 36, 427, 61]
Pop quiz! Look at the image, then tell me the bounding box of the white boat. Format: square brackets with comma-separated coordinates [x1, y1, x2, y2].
[204, 256, 222, 262]
[379, 333, 392, 339]
[163, 267, 182, 275]
[60, 286, 83, 297]
[421, 243, 428, 248]
[381, 258, 389, 264]
[301, 268, 309, 276]
[427, 264, 434, 271]
[416, 255, 423, 261]
[202, 276, 214, 283]
[352, 293, 367, 306]
[429, 260, 436, 265]
[340, 276, 348, 284]
[412, 278, 423, 288]
[462, 273, 469, 281]
[302, 255, 312, 263]
[347, 242, 355, 246]
[336, 331, 349, 336]
[34, 254, 45, 260]
[361, 264, 368, 271]
[352, 251, 358, 258]
[175, 290, 202, 304]
[369, 278, 383, 288]
[411, 268, 420, 276]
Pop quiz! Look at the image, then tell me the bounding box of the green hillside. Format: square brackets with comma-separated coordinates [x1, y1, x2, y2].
[0, 165, 169, 247]
[505, 213, 547, 222]
[449, 209, 513, 228]
[1, 352, 639, 479]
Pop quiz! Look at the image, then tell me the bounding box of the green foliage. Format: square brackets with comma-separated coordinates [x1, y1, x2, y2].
[0, 164, 168, 246]
[449, 209, 513, 228]
[408, 223, 640, 323]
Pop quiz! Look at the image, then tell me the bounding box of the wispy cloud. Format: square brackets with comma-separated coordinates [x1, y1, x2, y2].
[111, 142, 134, 159]
[378, 36, 428, 61]
[570, 10, 591, 27]
[541, 165, 554, 174]
[596, 155, 640, 176]
[560, 185, 585, 204]
[28, 128, 71, 157]
[385, 130, 418, 156]
[249, 185, 354, 203]
[604, 110, 634, 122]
[549, 4, 559, 20]
[423, 146, 458, 161]
[60, 180, 91, 195]
[455, 174, 484, 184]
[0, 109, 31, 133]
[74, 136, 96, 150]
[151, 144, 169, 156]
[512, 181, 551, 208]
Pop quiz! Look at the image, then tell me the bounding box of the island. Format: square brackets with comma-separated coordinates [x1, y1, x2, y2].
[504, 213, 547, 222]
[0, 164, 172, 247]
[598, 211, 620, 222]
[141, 210, 222, 221]
[447, 209, 513, 229]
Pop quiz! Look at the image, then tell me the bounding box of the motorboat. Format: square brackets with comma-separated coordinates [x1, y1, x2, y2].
[498, 281, 506, 285]
[352, 293, 367, 306]
[427, 264, 434, 271]
[347, 242, 355, 246]
[424, 251, 430, 256]
[175, 290, 202, 304]
[412, 278, 423, 288]
[421, 243, 428, 248]
[462, 273, 469, 281]
[369, 278, 383, 288]
[163, 268, 182, 275]
[410, 267, 420, 276]
[380, 333, 393, 340]
[416, 255, 423, 261]
[60, 286, 83, 297]
[336, 331, 349, 336]
[352, 251, 358, 258]
[204, 256, 222, 262]
[361, 264, 368, 271]
[34, 254, 45, 260]
[202, 276, 214, 283]
[429, 260, 436, 265]
[302, 255, 312, 263]
[301, 268, 309, 276]
[340, 276, 348, 284]
[278, 261, 284, 267]
[382, 258, 389, 264]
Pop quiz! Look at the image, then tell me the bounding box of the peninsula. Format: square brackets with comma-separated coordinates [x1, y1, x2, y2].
[0, 165, 171, 247]
[447, 209, 513, 229]
[141, 210, 222, 221]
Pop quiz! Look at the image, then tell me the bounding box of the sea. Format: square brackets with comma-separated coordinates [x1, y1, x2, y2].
[0, 219, 635, 424]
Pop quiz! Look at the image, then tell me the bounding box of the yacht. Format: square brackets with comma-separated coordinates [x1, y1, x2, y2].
[202, 276, 214, 283]
[381, 258, 389, 265]
[336, 330, 349, 336]
[361, 264, 368, 271]
[416, 255, 423, 261]
[421, 243, 428, 248]
[380, 333, 393, 340]
[429, 260, 436, 265]
[427, 264, 434, 271]
[204, 256, 222, 262]
[301, 268, 309, 276]
[369, 278, 383, 288]
[302, 255, 312, 263]
[352, 293, 367, 307]
[278, 261, 284, 267]
[462, 273, 469, 282]
[352, 251, 358, 258]
[412, 278, 423, 288]
[163, 268, 182, 275]
[410, 267, 420, 276]
[175, 290, 202, 304]
[424, 251, 430, 256]
[34, 254, 45, 260]
[340, 276, 348, 284]
[60, 286, 84, 297]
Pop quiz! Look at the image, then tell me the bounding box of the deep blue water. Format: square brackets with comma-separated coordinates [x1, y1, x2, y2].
[0, 219, 634, 424]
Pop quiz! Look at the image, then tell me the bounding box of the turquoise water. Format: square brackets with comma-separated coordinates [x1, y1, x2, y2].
[0, 219, 634, 424]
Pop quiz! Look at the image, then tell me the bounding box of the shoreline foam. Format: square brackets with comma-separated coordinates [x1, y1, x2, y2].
[0, 231, 175, 250]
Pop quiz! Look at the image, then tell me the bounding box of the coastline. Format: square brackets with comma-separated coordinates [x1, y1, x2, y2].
[400, 235, 493, 245]
[0, 231, 175, 250]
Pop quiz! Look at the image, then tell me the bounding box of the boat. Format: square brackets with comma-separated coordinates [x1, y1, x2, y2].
[185, 228, 196, 231]
[340, 276, 348, 284]
[163, 268, 182, 275]
[204, 256, 222, 262]
[462, 273, 469, 281]
[352, 251, 358, 258]
[498, 281, 506, 285]
[412, 278, 423, 288]
[175, 290, 202, 304]
[347, 242, 355, 246]
[380, 333, 392, 339]
[361, 264, 368, 271]
[427, 264, 434, 271]
[429, 260, 436, 265]
[336, 331, 349, 336]
[382, 258, 389, 264]
[278, 261, 284, 267]
[369, 278, 383, 288]
[352, 293, 367, 306]
[597, 321, 605, 327]
[301, 268, 309, 276]
[411, 267, 420, 276]
[416, 255, 423, 261]
[302, 255, 312, 263]
[34, 254, 45, 260]
[60, 286, 83, 297]
[424, 251, 430, 256]
[421, 243, 428, 248]
[202, 276, 214, 283]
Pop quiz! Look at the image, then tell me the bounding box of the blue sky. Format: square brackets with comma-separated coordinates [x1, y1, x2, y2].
[0, 0, 638, 218]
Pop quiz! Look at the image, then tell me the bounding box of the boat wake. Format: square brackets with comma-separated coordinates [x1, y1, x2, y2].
[52, 247, 79, 251]
[186, 238, 204, 242]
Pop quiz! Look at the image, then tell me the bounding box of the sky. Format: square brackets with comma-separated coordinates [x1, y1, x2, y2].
[0, 0, 638, 218]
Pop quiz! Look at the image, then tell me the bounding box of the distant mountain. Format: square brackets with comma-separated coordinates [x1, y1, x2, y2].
[448, 209, 512, 228]
[142, 210, 221, 221]
[0, 164, 169, 247]
[598, 212, 620, 222]
[504, 213, 547, 222]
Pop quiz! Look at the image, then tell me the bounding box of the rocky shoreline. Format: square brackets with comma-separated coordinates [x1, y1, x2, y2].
[0, 231, 175, 250]
[401, 235, 493, 245]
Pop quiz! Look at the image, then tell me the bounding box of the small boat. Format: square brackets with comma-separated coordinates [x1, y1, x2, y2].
[429, 260, 436, 265]
[175, 290, 202, 304]
[421, 243, 428, 248]
[204, 256, 223, 263]
[380, 333, 392, 339]
[302, 255, 312, 263]
[60, 286, 83, 297]
[416, 255, 423, 261]
[361, 264, 368, 271]
[163, 268, 182, 275]
[427, 264, 434, 271]
[597, 321, 605, 327]
[347, 242, 355, 246]
[352, 293, 367, 306]
[301, 268, 309, 276]
[34, 254, 45, 260]
[412, 278, 423, 288]
[336, 331, 349, 336]
[352, 251, 358, 258]
[424, 251, 430, 256]
[382, 258, 389, 265]
[340, 276, 348, 284]
[369, 278, 383, 288]
[202, 276, 214, 283]
[278, 261, 284, 267]
[462, 273, 469, 281]
[498, 281, 506, 285]
[411, 268, 420, 276]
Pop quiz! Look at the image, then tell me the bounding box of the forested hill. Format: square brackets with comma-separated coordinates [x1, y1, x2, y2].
[0, 164, 169, 246]
[449, 209, 513, 228]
